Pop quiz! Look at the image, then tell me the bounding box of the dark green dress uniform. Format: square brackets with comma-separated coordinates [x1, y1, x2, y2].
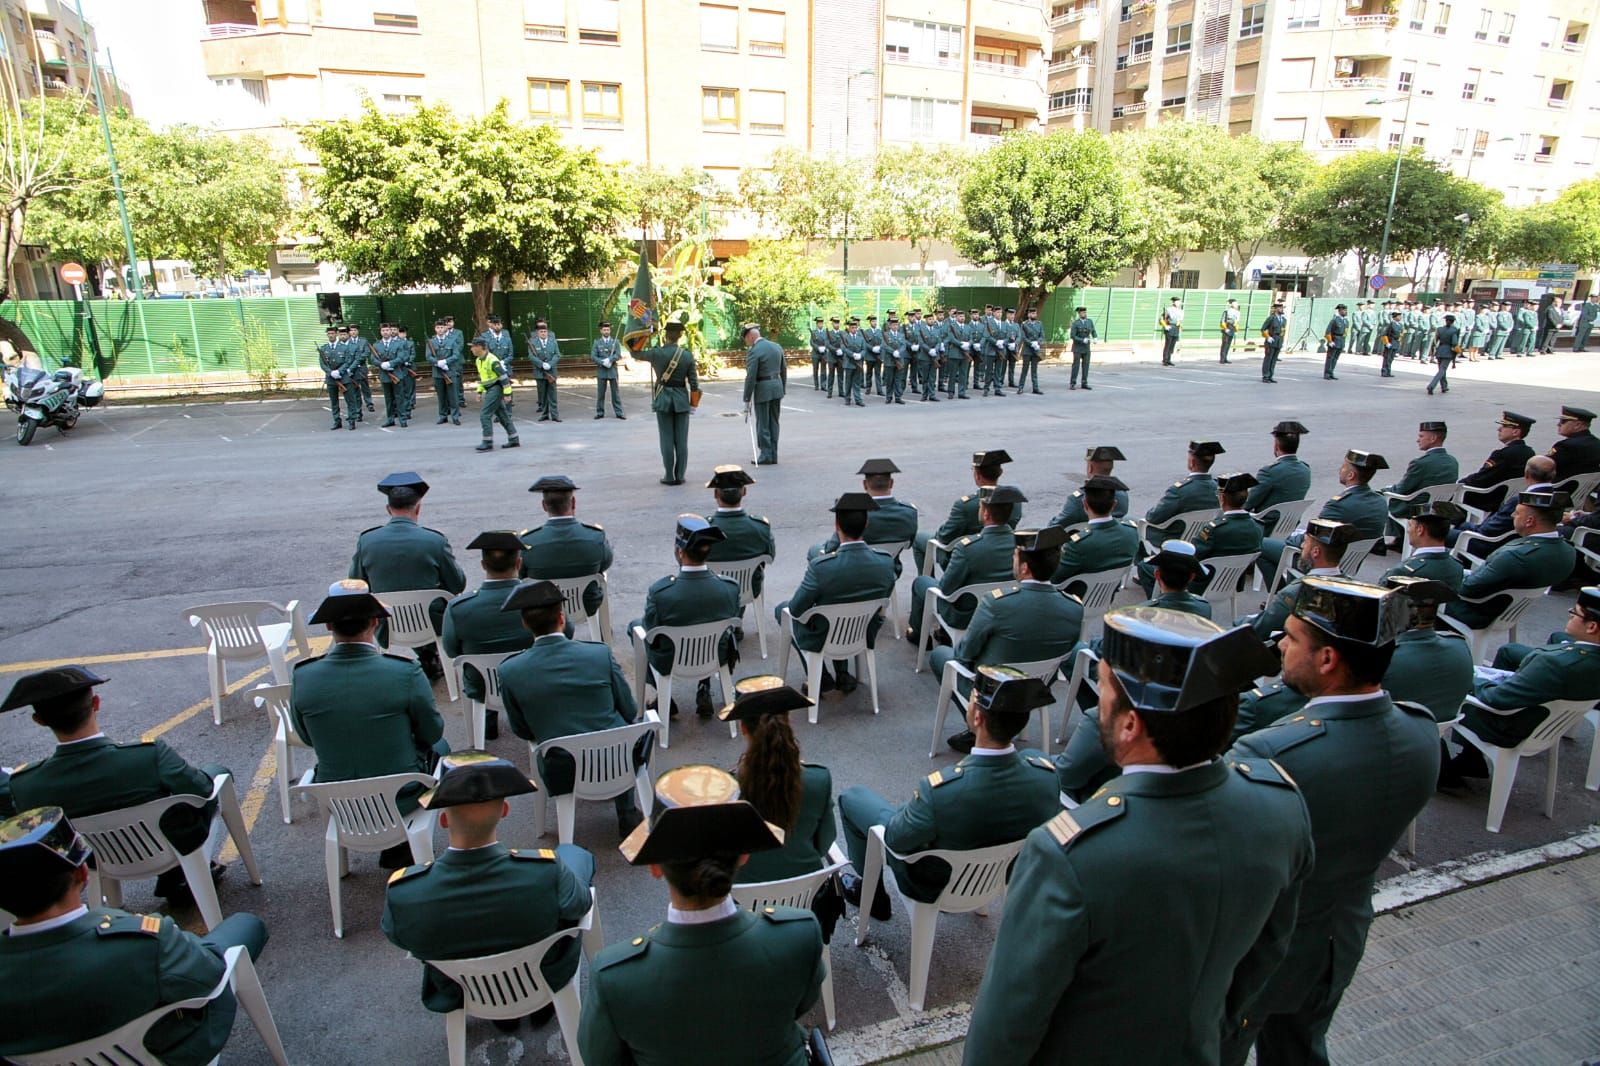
[910, 523, 1017, 642]
[1444, 533, 1576, 629]
[1144, 472, 1218, 543]
[928, 580, 1085, 697]
[838, 750, 1061, 903]
[1245, 455, 1311, 530]
[1380, 546, 1465, 592]
[630, 567, 742, 676]
[349, 515, 468, 642]
[736, 763, 837, 884]
[776, 540, 897, 655]
[743, 334, 786, 464]
[440, 578, 532, 701]
[1050, 486, 1129, 528]
[289, 643, 445, 815]
[591, 331, 625, 418]
[1052, 518, 1139, 586]
[519, 514, 614, 617]
[426, 329, 463, 423]
[707, 506, 776, 596]
[638, 340, 699, 484]
[1385, 627, 1474, 723]
[1464, 637, 1600, 746]
[527, 330, 562, 421]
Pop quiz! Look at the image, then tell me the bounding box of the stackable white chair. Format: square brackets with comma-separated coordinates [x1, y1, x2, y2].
[930, 656, 1068, 757]
[1196, 551, 1261, 624]
[1438, 586, 1548, 664]
[776, 600, 891, 720]
[379, 589, 460, 702]
[914, 581, 1011, 673]
[429, 928, 586, 1066]
[252, 683, 315, 825]
[631, 618, 739, 749]
[450, 652, 518, 749]
[1453, 696, 1595, 832]
[528, 711, 662, 844]
[544, 572, 615, 646]
[708, 553, 774, 659]
[731, 844, 850, 1030]
[76, 772, 262, 933]
[184, 600, 310, 725]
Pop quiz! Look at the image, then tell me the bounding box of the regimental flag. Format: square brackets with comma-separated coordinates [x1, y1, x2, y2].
[621, 241, 658, 352]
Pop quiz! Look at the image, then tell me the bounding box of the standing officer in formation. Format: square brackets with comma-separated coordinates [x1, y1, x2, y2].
[440, 531, 535, 741]
[630, 515, 742, 718]
[470, 338, 519, 452]
[861, 313, 884, 397]
[1322, 303, 1348, 380]
[519, 474, 614, 621]
[426, 317, 463, 425]
[372, 322, 413, 427]
[705, 465, 776, 603]
[320, 324, 359, 430]
[809, 315, 827, 390]
[1051, 475, 1139, 587]
[1017, 306, 1044, 393]
[343, 322, 375, 417]
[1144, 440, 1224, 543]
[1380, 420, 1459, 544]
[637, 317, 699, 485]
[1218, 297, 1240, 364]
[527, 318, 562, 423]
[1068, 305, 1096, 389]
[1246, 421, 1312, 532]
[840, 316, 867, 406]
[963, 610, 1306, 1066]
[591, 319, 626, 420]
[1159, 295, 1184, 366]
[1461, 411, 1535, 512]
[1050, 445, 1129, 528]
[742, 323, 786, 465]
[1378, 308, 1402, 376]
[1260, 301, 1286, 382]
[1426, 314, 1460, 394]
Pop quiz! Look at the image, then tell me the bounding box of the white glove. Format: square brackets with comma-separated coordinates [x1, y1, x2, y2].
[330, 369, 341, 379]
[380, 361, 392, 370]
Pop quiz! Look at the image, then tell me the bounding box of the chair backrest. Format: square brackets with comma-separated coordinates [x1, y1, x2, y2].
[889, 837, 1026, 914]
[1337, 537, 1380, 578]
[642, 617, 741, 681]
[1252, 498, 1314, 542]
[1516, 699, 1596, 755]
[732, 864, 841, 912]
[793, 598, 891, 657]
[252, 682, 310, 748]
[427, 927, 583, 1020]
[542, 573, 606, 623]
[184, 600, 280, 660]
[72, 792, 210, 880]
[294, 772, 437, 847]
[707, 554, 774, 607]
[1199, 553, 1260, 603]
[532, 715, 662, 802]
[451, 652, 516, 712]
[378, 589, 452, 649]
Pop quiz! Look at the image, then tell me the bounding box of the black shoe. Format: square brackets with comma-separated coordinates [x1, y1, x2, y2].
[946, 729, 976, 754]
[696, 680, 715, 718]
[502, 438, 519, 449]
[378, 843, 414, 870]
[476, 441, 494, 451]
[840, 871, 893, 921]
[617, 806, 644, 839]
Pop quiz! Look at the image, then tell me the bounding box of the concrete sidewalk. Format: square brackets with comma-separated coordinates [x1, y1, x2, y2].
[873, 852, 1600, 1065]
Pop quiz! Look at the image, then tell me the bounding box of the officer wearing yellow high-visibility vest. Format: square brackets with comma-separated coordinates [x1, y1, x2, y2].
[471, 338, 519, 453]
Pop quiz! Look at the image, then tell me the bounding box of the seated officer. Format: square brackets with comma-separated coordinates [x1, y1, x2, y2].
[837, 667, 1061, 919]
[1140, 472, 1262, 597]
[1380, 576, 1474, 726]
[1248, 520, 1358, 640]
[913, 450, 1020, 574]
[705, 465, 776, 602]
[441, 531, 536, 741]
[1246, 421, 1313, 532]
[581, 767, 826, 1066]
[1442, 585, 1600, 785]
[629, 515, 742, 718]
[910, 485, 1025, 646]
[1145, 440, 1225, 543]
[932, 527, 1085, 753]
[383, 753, 594, 1031]
[1143, 540, 1213, 617]
[1050, 446, 1130, 528]
[0, 807, 269, 1066]
[292, 584, 447, 863]
[1052, 475, 1138, 588]
[1257, 450, 1389, 585]
[497, 580, 645, 837]
[0, 666, 230, 903]
[809, 458, 920, 574]
[964, 612, 1306, 1066]
[1380, 420, 1460, 546]
[775, 493, 898, 695]
[1382, 501, 1467, 592]
[519, 474, 613, 620]
[350, 471, 467, 679]
[1444, 490, 1578, 629]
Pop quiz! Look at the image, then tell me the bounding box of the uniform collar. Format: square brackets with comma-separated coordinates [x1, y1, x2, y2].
[6, 905, 88, 937]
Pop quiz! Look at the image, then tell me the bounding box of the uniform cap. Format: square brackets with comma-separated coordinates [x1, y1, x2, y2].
[1344, 449, 1389, 471]
[1403, 500, 1467, 524]
[377, 471, 429, 497]
[500, 579, 564, 613]
[1099, 608, 1278, 714]
[1086, 445, 1126, 462]
[0, 808, 92, 901]
[1083, 474, 1129, 492]
[308, 579, 389, 625]
[1381, 575, 1458, 605]
[528, 474, 578, 493]
[1188, 440, 1225, 458]
[1518, 489, 1573, 510]
[675, 513, 728, 551]
[1292, 577, 1405, 646]
[1151, 538, 1203, 577]
[1498, 411, 1534, 430]
[1419, 421, 1447, 433]
[1013, 526, 1068, 552]
[1304, 519, 1359, 548]
[830, 492, 880, 513]
[418, 751, 538, 809]
[706, 465, 755, 489]
[466, 530, 525, 552]
[1217, 472, 1259, 493]
[972, 665, 1055, 715]
[972, 449, 1013, 468]
[1271, 421, 1309, 436]
[979, 484, 1028, 507]
[619, 765, 783, 865]
[857, 458, 901, 476]
[1, 665, 106, 714]
[718, 675, 813, 722]
[1562, 405, 1596, 422]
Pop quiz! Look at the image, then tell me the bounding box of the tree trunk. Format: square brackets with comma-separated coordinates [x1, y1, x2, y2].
[471, 274, 497, 332]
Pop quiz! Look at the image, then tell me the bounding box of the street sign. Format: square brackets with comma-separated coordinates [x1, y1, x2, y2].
[1369, 275, 1386, 290]
[58, 262, 87, 286]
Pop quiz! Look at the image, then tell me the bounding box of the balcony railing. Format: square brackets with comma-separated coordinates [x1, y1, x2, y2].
[1049, 56, 1094, 72]
[1319, 136, 1377, 149]
[204, 22, 261, 37]
[1327, 75, 1389, 90]
[1338, 13, 1397, 28]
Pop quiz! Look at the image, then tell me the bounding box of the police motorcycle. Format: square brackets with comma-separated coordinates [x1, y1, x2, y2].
[3, 364, 104, 445]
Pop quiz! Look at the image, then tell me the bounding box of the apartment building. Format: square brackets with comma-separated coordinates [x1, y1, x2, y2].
[0, 0, 130, 108]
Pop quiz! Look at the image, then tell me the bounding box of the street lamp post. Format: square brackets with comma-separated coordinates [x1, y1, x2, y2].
[842, 68, 875, 280]
[74, 0, 141, 298]
[1368, 91, 1416, 292]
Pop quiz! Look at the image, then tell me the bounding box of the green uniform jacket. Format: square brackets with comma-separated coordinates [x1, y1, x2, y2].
[1232, 681, 1310, 741]
[1050, 487, 1130, 528]
[290, 644, 444, 812]
[1245, 456, 1311, 527]
[1386, 629, 1474, 723]
[1052, 518, 1139, 585]
[935, 525, 1018, 629]
[498, 633, 636, 746]
[1191, 511, 1264, 593]
[1145, 473, 1218, 541]
[1226, 695, 1438, 1043]
[1446, 534, 1576, 628]
[783, 541, 897, 653]
[638, 568, 742, 675]
[591, 336, 623, 379]
[2, 737, 214, 853]
[707, 507, 776, 596]
[349, 517, 468, 600]
[1382, 448, 1461, 518]
[382, 843, 591, 1012]
[962, 758, 1314, 1066]
[639, 343, 699, 413]
[440, 578, 534, 701]
[957, 581, 1085, 669]
[579, 907, 824, 1066]
[1317, 483, 1388, 541]
[527, 334, 561, 376]
[520, 516, 614, 616]
[1466, 638, 1600, 746]
[743, 338, 786, 403]
[1380, 546, 1465, 592]
[737, 764, 837, 884]
[0, 908, 234, 1065]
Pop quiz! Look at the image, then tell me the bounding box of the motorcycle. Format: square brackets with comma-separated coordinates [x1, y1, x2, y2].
[4, 364, 104, 445]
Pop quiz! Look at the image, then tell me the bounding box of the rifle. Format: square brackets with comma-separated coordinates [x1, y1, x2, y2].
[368, 340, 400, 385]
[426, 337, 454, 386]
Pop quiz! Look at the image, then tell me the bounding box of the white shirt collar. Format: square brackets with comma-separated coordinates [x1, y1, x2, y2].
[968, 744, 1015, 757]
[679, 565, 708, 573]
[57, 732, 107, 747]
[7, 905, 88, 936]
[1411, 546, 1447, 555]
[667, 897, 740, 925]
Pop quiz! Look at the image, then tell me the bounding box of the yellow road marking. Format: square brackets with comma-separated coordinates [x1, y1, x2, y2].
[0, 646, 210, 674]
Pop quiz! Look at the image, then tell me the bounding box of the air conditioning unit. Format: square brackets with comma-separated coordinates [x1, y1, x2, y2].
[1335, 57, 1356, 75]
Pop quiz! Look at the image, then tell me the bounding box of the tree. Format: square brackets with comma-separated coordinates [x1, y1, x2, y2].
[863, 144, 962, 272]
[623, 165, 727, 248]
[721, 240, 841, 341]
[738, 148, 865, 250]
[301, 101, 631, 326]
[955, 129, 1135, 309]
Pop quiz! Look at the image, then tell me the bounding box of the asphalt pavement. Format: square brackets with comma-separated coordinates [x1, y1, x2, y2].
[1, 341, 1597, 1065]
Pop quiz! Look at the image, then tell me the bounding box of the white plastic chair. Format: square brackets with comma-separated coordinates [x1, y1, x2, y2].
[543, 572, 615, 647]
[1135, 508, 1218, 558]
[252, 683, 315, 825]
[853, 824, 1026, 1012]
[867, 539, 913, 637]
[931, 656, 1067, 757]
[429, 928, 586, 1066]
[10, 945, 289, 1066]
[777, 599, 891, 720]
[1250, 497, 1315, 543]
[731, 844, 850, 1030]
[1449, 528, 1516, 572]
[528, 710, 662, 844]
[76, 773, 262, 934]
[293, 771, 439, 938]
[378, 589, 461, 703]
[708, 553, 774, 659]
[1453, 696, 1595, 832]
[630, 618, 738, 749]
[1384, 482, 1466, 559]
[450, 652, 518, 750]
[1404, 708, 1460, 856]
[1059, 567, 1127, 642]
[915, 581, 1012, 673]
[184, 600, 309, 725]
[1196, 552, 1261, 624]
[1438, 586, 1548, 664]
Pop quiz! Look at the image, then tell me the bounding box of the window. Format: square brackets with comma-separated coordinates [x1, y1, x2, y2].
[528, 78, 570, 119]
[748, 10, 784, 55]
[884, 19, 962, 67]
[1513, 131, 1529, 160]
[1472, 129, 1489, 156]
[702, 87, 737, 127]
[581, 81, 621, 124]
[1475, 7, 1490, 39]
[1130, 31, 1153, 59]
[524, 0, 566, 38]
[1286, 0, 1321, 30]
[1161, 92, 1187, 107]
[1239, 3, 1265, 37]
[1408, 0, 1426, 30]
[1452, 127, 1469, 155]
[1165, 21, 1192, 53]
[699, 5, 737, 50]
[577, 0, 619, 43]
[1481, 69, 1500, 102]
[1169, 270, 1200, 288]
[883, 94, 960, 138]
[747, 89, 784, 132]
[1049, 87, 1093, 112]
[1461, 67, 1479, 99]
[1498, 11, 1513, 42]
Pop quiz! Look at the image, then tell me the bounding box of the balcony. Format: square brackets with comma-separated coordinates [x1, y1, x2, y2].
[1319, 136, 1377, 150]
